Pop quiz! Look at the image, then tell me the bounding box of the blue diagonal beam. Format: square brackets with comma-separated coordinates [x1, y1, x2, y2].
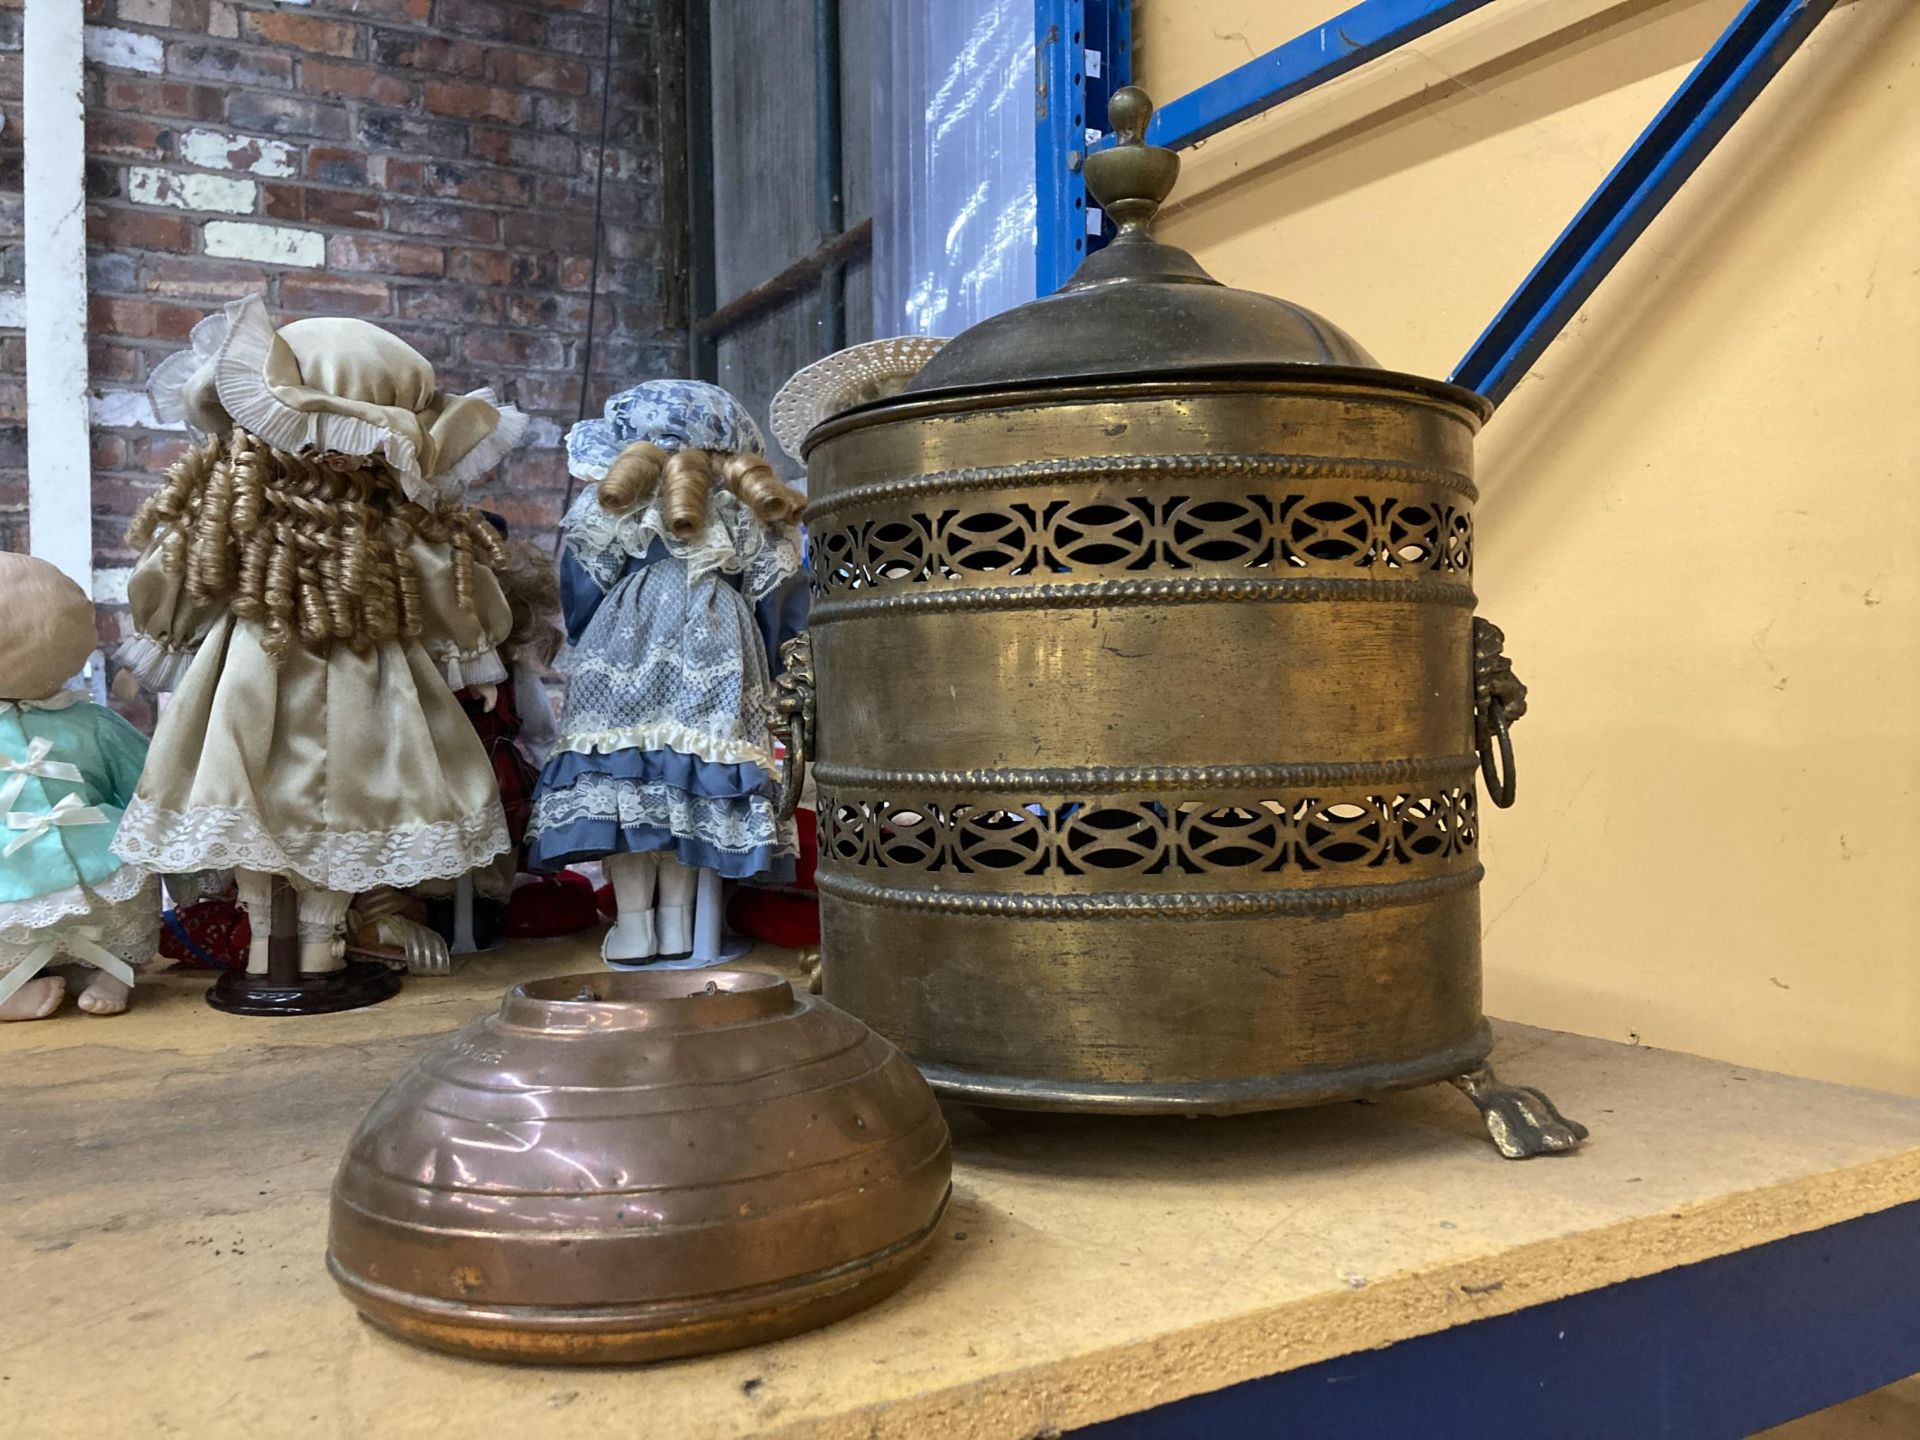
[1453, 0, 1838, 407]
[1144, 0, 1500, 151]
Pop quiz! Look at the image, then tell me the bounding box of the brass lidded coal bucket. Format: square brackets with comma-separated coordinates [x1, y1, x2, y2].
[774, 89, 1585, 1157]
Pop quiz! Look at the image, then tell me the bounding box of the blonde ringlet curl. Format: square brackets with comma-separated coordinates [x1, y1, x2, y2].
[719, 451, 805, 525]
[127, 425, 509, 664]
[595, 439, 668, 517]
[595, 440, 806, 535]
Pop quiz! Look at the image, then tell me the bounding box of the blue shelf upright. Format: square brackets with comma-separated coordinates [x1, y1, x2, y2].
[1035, 0, 1131, 297]
[1051, 0, 1837, 409]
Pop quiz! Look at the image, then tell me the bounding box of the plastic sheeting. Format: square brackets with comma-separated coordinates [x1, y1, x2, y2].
[871, 0, 1037, 337]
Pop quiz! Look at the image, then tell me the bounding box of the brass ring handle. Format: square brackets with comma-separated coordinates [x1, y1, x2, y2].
[1471, 617, 1524, 811]
[774, 709, 808, 822]
[770, 632, 814, 823]
[1477, 697, 1518, 809]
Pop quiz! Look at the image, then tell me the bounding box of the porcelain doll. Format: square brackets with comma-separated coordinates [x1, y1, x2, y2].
[112, 295, 523, 1007]
[417, 512, 565, 954]
[0, 553, 160, 1021]
[526, 380, 805, 966]
[350, 524, 574, 968]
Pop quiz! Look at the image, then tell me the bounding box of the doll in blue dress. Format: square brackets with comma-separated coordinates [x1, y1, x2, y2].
[526, 381, 806, 965]
[0, 553, 159, 1021]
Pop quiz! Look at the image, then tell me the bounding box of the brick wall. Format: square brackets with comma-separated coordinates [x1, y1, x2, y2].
[0, 0, 687, 597]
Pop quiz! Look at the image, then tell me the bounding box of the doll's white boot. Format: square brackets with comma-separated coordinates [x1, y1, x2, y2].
[603, 853, 661, 967]
[654, 854, 697, 960]
[602, 912, 657, 967]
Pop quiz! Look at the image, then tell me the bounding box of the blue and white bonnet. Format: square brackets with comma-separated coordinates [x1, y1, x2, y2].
[565, 379, 766, 482]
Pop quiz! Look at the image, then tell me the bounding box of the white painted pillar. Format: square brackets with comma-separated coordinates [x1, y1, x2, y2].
[24, 3, 92, 592]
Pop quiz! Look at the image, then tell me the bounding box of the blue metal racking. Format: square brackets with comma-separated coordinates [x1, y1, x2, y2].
[1034, 0, 1838, 407]
[1034, 0, 1133, 296]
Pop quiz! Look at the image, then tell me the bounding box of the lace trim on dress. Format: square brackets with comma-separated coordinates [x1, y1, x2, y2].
[560, 483, 803, 599]
[564, 646, 757, 690]
[113, 795, 511, 893]
[720, 490, 804, 603]
[0, 883, 161, 973]
[115, 632, 200, 693]
[548, 720, 781, 771]
[528, 776, 795, 857]
[0, 864, 154, 945]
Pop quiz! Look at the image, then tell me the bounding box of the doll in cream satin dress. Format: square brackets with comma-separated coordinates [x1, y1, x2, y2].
[112, 295, 524, 981]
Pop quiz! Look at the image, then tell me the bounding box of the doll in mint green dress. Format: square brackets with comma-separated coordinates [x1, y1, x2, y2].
[0, 552, 159, 1021]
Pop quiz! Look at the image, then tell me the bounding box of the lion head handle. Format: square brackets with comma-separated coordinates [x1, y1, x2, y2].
[769, 632, 815, 822]
[1472, 618, 1525, 808]
[1472, 618, 1527, 724]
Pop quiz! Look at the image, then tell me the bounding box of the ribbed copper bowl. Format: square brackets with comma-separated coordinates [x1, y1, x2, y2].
[327, 969, 952, 1363]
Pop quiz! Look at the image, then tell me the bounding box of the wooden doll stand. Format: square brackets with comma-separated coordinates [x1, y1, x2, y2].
[206, 878, 400, 1016]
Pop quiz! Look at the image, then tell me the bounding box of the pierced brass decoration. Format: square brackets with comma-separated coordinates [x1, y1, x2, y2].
[816, 783, 1478, 880]
[812, 479, 1473, 597]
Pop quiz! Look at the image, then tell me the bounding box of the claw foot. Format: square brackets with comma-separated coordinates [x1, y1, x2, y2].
[1450, 1064, 1589, 1159]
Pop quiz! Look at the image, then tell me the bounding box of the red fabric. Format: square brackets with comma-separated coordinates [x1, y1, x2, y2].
[728, 809, 819, 946]
[725, 888, 819, 948]
[502, 871, 601, 938]
[458, 682, 538, 854]
[159, 898, 250, 971]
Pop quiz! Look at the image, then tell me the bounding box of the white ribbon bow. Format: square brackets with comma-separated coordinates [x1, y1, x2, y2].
[0, 923, 137, 1010]
[0, 737, 84, 822]
[4, 792, 108, 858]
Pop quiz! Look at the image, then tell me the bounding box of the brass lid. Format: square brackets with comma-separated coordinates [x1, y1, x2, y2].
[901, 87, 1481, 417]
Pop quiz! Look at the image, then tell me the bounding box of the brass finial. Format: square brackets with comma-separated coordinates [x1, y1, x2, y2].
[1082, 86, 1179, 237]
[1108, 85, 1152, 143]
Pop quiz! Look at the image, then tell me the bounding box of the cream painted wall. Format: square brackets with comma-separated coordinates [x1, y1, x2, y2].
[1134, 0, 1920, 1092]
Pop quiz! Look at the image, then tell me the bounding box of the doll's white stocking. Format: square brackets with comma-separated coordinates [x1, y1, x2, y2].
[295, 887, 352, 975]
[235, 868, 276, 975]
[603, 852, 658, 963]
[655, 854, 697, 958]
